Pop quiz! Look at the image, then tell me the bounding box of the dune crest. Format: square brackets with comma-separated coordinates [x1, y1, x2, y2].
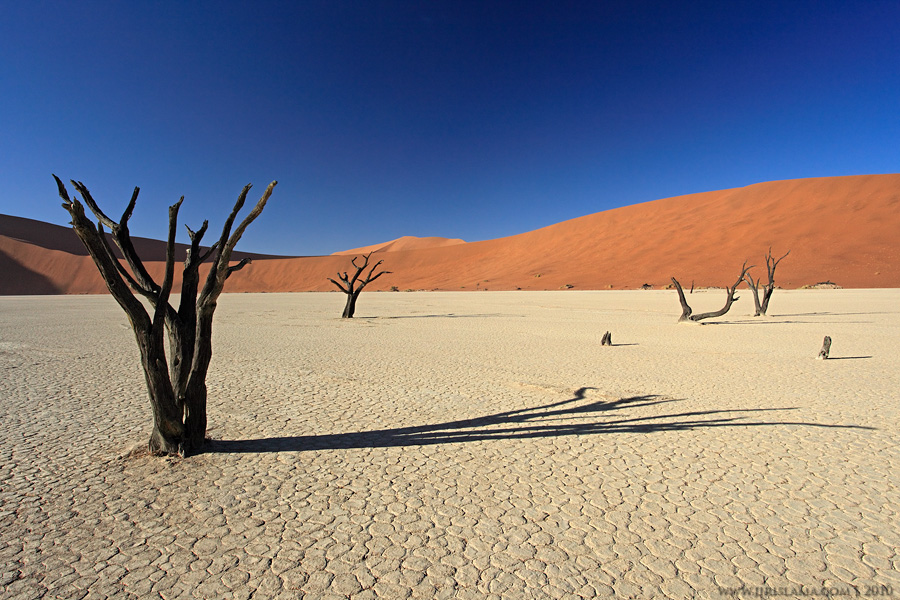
[3, 174, 899, 294]
[332, 235, 467, 255]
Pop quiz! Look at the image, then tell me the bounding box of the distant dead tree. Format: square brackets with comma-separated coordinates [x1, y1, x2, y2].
[328, 252, 390, 318]
[743, 248, 790, 316]
[671, 262, 752, 322]
[55, 176, 276, 456]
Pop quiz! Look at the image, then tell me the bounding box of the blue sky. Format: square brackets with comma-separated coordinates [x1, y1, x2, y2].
[2, 1, 898, 256]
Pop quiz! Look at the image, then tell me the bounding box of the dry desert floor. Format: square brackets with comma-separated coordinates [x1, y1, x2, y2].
[1, 290, 899, 599]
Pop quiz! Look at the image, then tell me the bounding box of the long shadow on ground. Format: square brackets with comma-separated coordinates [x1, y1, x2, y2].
[208, 387, 873, 454]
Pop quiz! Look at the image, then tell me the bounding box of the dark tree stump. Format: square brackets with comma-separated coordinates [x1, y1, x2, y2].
[817, 336, 832, 360]
[601, 331, 612, 346]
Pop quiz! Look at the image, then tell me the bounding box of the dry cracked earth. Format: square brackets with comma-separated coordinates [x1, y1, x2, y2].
[1, 291, 898, 599]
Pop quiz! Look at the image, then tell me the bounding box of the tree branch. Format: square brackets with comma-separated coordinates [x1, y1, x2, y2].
[185, 221, 209, 259]
[743, 270, 762, 317]
[54, 176, 151, 330]
[198, 242, 218, 264]
[226, 257, 252, 279]
[328, 278, 350, 293]
[71, 180, 118, 230]
[71, 180, 162, 297]
[360, 259, 391, 288]
[155, 199, 181, 331]
[347, 254, 367, 288]
[673, 262, 753, 322]
[97, 222, 157, 300]
[671, 277, 692, 321]
[200, 182, 276, 307]
[759, 248, 790, 315]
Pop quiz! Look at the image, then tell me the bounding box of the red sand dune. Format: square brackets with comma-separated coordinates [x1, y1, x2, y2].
[332, 235, 466, 255]
[2, 175, 899, 295]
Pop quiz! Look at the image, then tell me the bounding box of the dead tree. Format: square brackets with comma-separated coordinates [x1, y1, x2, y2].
[328, 252, 390, 318]
[671, 262, 752, 322]
[55, 176, 276, 456]
[743, 248, 790, 316]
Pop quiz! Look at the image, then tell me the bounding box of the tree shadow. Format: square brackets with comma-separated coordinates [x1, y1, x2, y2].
[208, 387, 873, 454]
[777, 311, 895, 317]
[826, 356, 873, 361]
[376, 313, 523, 319]
[701, 318, 874, 326]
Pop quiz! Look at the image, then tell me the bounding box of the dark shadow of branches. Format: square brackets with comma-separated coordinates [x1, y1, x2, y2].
[368, 313, 525, 320]
[699, 319, 874, 326]
[208, 387, 873, 454]
[776, 311, 895, 317]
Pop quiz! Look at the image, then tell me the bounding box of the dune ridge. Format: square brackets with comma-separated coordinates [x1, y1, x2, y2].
[2, 174, 898, 294]
[332, 235, 466, 255]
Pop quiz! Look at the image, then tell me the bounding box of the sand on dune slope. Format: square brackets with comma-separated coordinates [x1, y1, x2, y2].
[2, 174, 899, 294]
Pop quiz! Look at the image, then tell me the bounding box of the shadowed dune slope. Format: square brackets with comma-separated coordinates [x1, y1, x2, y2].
[2, 175, 898, 294]
[0, 215, 291, 295]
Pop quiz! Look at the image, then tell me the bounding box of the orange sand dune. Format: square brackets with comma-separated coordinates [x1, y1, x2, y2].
[332, 235, 466, 255]
[0, 215, 289, 295]
[2, 175, 899, 295]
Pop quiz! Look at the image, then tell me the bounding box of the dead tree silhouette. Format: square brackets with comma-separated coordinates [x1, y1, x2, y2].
[55, 176, 275, 455]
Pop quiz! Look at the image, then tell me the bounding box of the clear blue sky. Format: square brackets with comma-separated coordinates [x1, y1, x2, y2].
[2, 1, 898, 256]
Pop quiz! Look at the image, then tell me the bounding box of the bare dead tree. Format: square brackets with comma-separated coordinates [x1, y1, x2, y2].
[743, 248, 790, 316]
[328, 252, 390, 318]
[671, 262, 753, 322]
[55, 176, 276, 456]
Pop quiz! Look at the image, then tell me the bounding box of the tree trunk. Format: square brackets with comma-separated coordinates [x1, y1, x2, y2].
[169, 257, 202, 399]
[135, 329, 184, 455]
[182, 378, 208, 453]
[181, 309, 215, 452]
[342, 292, 359, 318]
[760, 286, 775, 315]
[744, 276, 763, 316]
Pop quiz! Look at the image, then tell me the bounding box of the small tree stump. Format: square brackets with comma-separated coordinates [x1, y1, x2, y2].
[816, 336, 832, 360]
[601, 331, 612, 346]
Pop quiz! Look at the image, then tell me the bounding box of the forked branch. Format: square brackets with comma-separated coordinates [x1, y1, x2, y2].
[672, 262, 753, 322]
[328, 252, 391, 293]
[743, 248, 790, 316]
[71, 180, 161, 296]
[199, 181, 277, 307]
[328, 252, 392, 318]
